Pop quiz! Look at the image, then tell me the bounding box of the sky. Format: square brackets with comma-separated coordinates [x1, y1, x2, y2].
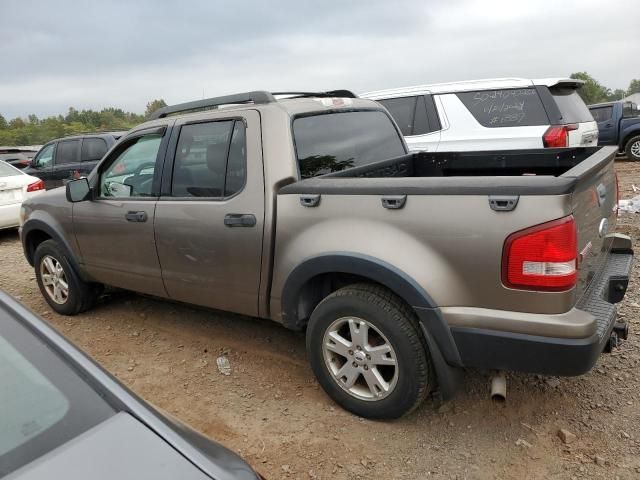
[0, 0, 638, 119]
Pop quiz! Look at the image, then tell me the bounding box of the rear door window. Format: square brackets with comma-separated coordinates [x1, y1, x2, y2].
[549, 87, 594, 123]
[81, 138, 108, 162]
[170, 119, 246, 198]
[378, 96, 435, 136]
[55, 140, 80, 165]
[293, 110, 406, 178]
[457, 88, 550, 127]
[589, 106, 613, 123]
[378, 97, 418, 136]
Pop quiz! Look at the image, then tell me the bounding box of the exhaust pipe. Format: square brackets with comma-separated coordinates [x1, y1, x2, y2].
[613, 321, 629, 341]
[490, 372, 507, 402]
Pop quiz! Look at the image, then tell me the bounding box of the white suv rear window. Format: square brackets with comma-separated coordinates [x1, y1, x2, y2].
[456, 88, 549, 128]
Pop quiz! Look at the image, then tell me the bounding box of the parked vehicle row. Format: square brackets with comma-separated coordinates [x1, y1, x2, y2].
[361, 77, 598, 152]
[20, 90, 632, 419]
[588, 100, 640, 160]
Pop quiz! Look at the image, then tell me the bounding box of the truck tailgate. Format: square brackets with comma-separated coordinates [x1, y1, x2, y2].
[563, 146, 619, 298]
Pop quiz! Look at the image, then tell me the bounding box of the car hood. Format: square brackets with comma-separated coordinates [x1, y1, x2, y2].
[6, 413, 218, 480]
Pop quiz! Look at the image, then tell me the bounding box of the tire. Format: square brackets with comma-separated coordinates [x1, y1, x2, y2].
[625, 135, 640, 161]
[306, 283, 432, 419]
[34, 239, 101, 315]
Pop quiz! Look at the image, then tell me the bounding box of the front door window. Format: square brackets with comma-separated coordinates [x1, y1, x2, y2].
[99, 135, 161, 198]
[34, 144, 55, 168]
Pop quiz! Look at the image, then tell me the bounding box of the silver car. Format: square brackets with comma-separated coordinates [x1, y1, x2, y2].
[0, 290, 262, 480]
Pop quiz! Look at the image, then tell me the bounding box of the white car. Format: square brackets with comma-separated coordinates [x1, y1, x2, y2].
[361, 78, 599, 152]
[0, 161, 45, 229]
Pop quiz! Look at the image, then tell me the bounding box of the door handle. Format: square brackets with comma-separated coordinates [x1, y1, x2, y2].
[125, 211, 148, 222]
[224, 214, 256, 227]
[381, 195, 407, 210]
[300, 194, 321, 207]
[604, 123, 613, 127]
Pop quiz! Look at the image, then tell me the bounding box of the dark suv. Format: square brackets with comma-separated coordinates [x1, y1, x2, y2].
[26, 132, 124, 189]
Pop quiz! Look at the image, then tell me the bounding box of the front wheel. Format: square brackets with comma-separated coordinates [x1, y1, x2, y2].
[625, 135, 640, 161]
[306, 284, 432, 419]
[34, 239, 101, 315]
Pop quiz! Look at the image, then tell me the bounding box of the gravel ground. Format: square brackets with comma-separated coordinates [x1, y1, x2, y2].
[1, 160, 640, 479]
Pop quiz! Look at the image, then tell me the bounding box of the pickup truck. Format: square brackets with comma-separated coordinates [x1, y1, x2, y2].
[589, 100, 640, 160]
[20, 91, 633, 419]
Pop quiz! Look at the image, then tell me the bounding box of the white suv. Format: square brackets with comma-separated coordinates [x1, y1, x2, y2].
[362, 78, 598, 152]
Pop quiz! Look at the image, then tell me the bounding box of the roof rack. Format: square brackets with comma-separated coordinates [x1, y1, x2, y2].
[149, 89, 358, 120]
[272, 90, 357, 99]
[59, 130, 127, 139]
[149, 91, 276, 120]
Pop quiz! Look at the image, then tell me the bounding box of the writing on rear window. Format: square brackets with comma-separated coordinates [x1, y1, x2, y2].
[457, 88, 549, 128]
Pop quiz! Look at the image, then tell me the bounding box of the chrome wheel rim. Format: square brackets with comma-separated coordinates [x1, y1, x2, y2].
[322, 317, 399, 401]
[631, 141, 640, 159]
[40, 255, 69, 305]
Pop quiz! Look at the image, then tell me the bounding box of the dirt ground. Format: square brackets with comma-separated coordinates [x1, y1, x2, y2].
[2, 161, 640, 479]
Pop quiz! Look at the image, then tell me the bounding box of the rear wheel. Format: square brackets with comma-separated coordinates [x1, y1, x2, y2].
[625, 136, 640, 161]
[306, 283, 432, 419]
[34, 240, 101, 315]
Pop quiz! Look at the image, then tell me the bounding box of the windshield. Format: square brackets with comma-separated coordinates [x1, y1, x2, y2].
[292, 110, 406, 179]
[0, 162, 22, 178]
[550, 87, 594, 123]
[0, 311, 114, 476]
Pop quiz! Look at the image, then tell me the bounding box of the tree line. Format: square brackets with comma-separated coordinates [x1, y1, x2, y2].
[570, 72, 639, 105]
[0, 99, 167, 147]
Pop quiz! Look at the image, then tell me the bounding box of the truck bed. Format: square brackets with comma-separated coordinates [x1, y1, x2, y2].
[275, 146, 619, 319]
[280, 146, 617, 196]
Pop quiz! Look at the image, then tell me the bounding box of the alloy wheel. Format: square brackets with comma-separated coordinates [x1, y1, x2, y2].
[322, 316, 399, 401]
[40, 255, 69, 305]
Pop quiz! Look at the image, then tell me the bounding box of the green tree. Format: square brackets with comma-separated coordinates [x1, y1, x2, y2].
[570, 72, 610, 105]
[608, 89, 627, 101]
[145, 99, 167, 118]
[0, 102, 155, 146]
[628, 79, 640, 96]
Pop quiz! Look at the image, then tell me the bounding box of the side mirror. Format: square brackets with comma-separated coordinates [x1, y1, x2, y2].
[66, 178, 91, 203]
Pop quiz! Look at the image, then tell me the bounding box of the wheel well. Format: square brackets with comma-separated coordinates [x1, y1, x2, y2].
[622, 132, 640, 151]
[293, 273, 402, 330]
[24, 230, 52, 265]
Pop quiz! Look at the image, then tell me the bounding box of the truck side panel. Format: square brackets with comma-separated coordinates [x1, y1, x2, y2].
[271, 192, 574, 323]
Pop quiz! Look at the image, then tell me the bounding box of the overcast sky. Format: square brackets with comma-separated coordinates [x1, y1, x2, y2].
[0, 0, 637, 119]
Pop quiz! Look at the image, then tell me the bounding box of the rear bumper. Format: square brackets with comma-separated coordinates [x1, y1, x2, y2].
[448, 249, 633, 376]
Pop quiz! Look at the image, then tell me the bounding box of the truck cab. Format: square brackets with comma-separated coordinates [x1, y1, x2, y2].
[589, 100, 640, 160]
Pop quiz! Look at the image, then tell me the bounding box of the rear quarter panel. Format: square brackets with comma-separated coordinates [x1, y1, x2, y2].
[271, 191, 576, 320]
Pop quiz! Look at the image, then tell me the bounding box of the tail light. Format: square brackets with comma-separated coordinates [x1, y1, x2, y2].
[543, 124, 578, 148]
[26, 179, 45, 192]
[502, 216, 577, 291]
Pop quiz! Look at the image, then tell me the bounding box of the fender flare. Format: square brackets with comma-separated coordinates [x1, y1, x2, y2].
[21, 218, 91, 282]
[281, 253, 463, 371]
[620, 128, 640, 151]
